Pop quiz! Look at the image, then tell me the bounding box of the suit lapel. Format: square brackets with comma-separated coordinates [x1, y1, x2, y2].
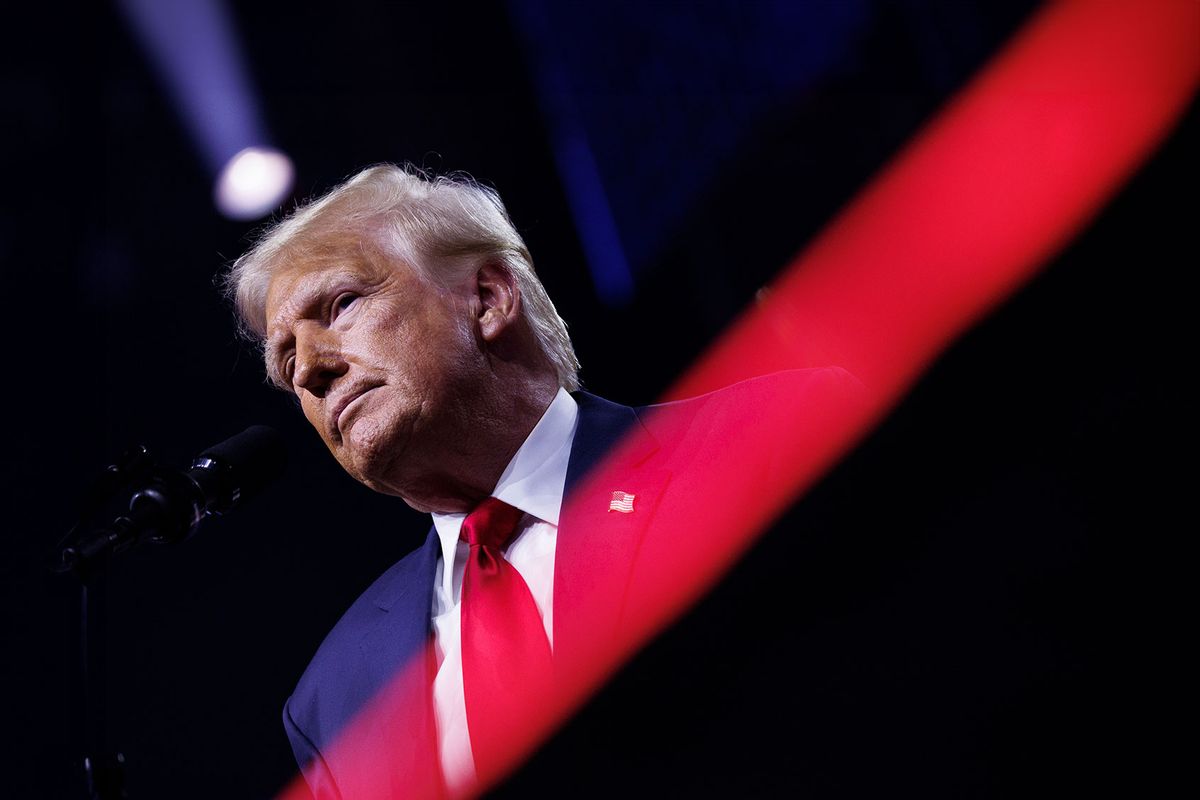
[555, 393, 673, 669]
[563, 392, 642, 495]
[350, 527, 444, 798]
[360, 525, 440, 671]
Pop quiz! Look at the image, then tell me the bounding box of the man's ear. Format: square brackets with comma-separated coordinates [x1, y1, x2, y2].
[476, 261, 521, 342]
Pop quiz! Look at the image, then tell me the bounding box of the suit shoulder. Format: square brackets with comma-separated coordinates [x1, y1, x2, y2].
[692, 367, 864, 406]
[640, 368, 865, 438]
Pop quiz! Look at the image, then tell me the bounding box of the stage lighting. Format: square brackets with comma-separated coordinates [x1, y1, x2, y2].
[214, 146, 294, 221]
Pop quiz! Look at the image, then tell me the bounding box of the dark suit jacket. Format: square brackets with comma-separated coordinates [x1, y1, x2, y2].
[283, 368, 862, 798]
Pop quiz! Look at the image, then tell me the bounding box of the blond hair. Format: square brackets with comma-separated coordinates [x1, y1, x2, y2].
[224, 164, 580, 391]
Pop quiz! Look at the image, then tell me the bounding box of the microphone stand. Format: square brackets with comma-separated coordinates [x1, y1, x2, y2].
[78, 569, 127, 799]
[52, 426, 284, 799]
[54, 445, 155, 800]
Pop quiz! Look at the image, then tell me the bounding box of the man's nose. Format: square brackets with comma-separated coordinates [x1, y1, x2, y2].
[293, 326, 348, 398]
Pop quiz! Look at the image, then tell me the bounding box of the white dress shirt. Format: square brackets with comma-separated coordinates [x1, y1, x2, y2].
[429, 388, 578, 793]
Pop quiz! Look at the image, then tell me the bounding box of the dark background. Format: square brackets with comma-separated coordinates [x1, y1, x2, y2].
[2, 1, 1190, 797]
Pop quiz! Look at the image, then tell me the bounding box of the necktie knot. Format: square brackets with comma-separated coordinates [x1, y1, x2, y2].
[459, 496, 524, 550]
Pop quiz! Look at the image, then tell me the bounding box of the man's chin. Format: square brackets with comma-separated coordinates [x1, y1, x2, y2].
[336, 418, 410, 486]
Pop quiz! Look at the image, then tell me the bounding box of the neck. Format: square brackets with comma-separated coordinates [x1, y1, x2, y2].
[399, 369, 559, 515]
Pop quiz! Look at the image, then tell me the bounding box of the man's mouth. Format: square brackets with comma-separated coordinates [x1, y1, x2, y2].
[331, 386, 379, 442]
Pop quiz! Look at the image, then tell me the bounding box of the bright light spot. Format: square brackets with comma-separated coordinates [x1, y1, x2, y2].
[214, 146, 294, 220]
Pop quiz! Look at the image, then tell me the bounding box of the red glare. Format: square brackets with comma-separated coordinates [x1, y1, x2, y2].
[278, 1, 1200, 797]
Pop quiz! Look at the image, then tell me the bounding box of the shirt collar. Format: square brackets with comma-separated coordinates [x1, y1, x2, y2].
[431, 388, 579, 563]
[491, 387, 578, 526]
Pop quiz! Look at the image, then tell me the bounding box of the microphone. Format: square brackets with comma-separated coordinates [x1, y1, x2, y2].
[60, 426, 287, 573]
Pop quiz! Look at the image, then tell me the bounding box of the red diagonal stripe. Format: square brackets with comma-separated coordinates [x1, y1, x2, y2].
[278, 2, 1200, 797]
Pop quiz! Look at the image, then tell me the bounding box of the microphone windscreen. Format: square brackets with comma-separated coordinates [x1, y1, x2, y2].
[198, 425, 288, 503]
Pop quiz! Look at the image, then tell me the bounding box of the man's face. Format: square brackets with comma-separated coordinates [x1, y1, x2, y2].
[263, 237, 486, 507]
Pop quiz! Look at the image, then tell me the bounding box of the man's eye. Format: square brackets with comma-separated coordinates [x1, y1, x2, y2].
[333, 293, 359, 319]
[283, 356, 296, 385]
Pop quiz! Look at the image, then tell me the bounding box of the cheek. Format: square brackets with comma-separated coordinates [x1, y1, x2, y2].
[420, 317, 483, 380]
[376, 330, 454, 393]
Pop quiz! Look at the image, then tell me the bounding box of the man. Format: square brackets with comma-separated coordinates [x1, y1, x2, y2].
[228, 164, 860, 798]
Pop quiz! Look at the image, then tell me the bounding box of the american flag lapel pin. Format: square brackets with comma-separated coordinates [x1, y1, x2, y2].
[608, 491, 636, 513]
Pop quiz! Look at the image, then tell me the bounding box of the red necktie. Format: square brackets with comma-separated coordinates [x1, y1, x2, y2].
[458, 497, 553, 785]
